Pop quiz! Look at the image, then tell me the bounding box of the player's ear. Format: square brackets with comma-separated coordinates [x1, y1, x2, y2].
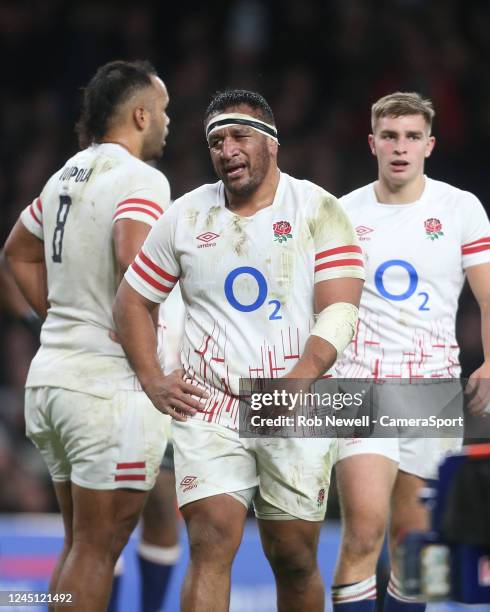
[425, 135, 436, 157]
[133, 105, 149, 132]
[267, 138, 278, 156]
[368, 134, 376, 156]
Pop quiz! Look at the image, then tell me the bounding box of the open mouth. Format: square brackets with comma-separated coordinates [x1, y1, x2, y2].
[390, 160, 409, 171]
[224, 164, 246, 179]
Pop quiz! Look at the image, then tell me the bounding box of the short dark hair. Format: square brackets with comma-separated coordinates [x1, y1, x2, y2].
[76, 60, 157, 148]
[371, 92, 435, 133]
[204, 89, 275, 126]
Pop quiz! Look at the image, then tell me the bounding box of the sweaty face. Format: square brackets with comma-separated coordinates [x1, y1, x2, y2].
[142, 76, 170, 161]
[369, 114, 435, 189]
[207, 107, 273, 197]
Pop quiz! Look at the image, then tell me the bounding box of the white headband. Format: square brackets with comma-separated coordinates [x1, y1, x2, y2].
[205, 112, 279, 143]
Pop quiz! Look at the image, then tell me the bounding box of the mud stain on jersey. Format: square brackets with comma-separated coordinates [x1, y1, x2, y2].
[306, 216, 318, 238]
[185, 209, 200, 228]
[205, 205, 221, 229]
[99, 159, 116, 174]
[280, 250, 293, 289]
[86, 156, 117, 180]
[307, 193, 356, 246]
[230, 216, 248, 256]
[267, 290, 283, 304]
[398, 310, 412, 327]
[269, 249, 294, 306]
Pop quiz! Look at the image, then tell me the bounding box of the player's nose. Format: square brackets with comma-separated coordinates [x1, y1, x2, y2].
[221, 137, 239, 159]
[394, 138, 407, 154]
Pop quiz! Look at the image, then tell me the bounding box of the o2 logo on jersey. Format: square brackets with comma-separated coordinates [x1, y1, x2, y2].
[224, 266, 282, 320]
[374, 259, 430, 311]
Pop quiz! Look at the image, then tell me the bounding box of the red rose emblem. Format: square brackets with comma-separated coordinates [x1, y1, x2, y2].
[273, 221, 292, 235]
[273, 221, 293, 243]
[424, 218, 444, 240]
[424, 218, 442, 233]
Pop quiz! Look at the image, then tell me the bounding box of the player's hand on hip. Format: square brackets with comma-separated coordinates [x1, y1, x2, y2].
[108, 329, 120, 343]
[465, 363, 490, 416]
[145, 368, 208, 422]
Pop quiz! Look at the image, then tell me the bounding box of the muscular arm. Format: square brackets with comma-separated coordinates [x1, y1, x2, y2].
[112, 219, 159, 333]
[113, 219, 152, 282]
[113, 280, 206, 420]
[285, 277, 364, 379]
[3, 219, 48, 319]
[0, 254, 36, 317]
[113, 280, 162, 384]
[464, 262, 490, 414]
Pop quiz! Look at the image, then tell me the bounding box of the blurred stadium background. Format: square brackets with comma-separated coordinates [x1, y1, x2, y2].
[0, 1, 489, 610]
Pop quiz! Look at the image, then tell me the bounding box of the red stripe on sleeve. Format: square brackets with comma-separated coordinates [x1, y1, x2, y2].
[113, 206, 159, 221]
[462, 236, 490, 248]
[139, 251, 179, 283]
[29, 205, 42, 226]
[117, 198, 163, 215]
[115, 475, 146, 481]
[36, 197, 42, 213]
[315, 245, 362, 261]
[132, 262, 173, 293]
[462, 244, 490, 255]
[315, 258, 364, 273]
[116, 462, 146, 469]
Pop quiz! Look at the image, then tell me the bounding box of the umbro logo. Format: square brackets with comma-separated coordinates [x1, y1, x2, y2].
[355, 225, 374, 241]
[196, 232, 219, 248]
[355, 225, 373, 236]
[180, 475, 196, 486]
[180, 475, 198, 492]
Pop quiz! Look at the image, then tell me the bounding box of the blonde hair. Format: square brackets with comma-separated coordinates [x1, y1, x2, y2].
[371, 92, 435, 133]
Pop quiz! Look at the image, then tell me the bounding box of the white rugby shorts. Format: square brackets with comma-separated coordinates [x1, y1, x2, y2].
[336, 436, 462, 480]
[172, 418, 337, 521]
[336, 380, 463, 479]
[25, 387, 170, 490]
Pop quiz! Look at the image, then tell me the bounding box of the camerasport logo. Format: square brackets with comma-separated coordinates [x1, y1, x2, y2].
[273, 221, 292, 243]
[180, 475, 198, 492]
[317, 488, 325, 507]
[196, 232, 219, 248]
[424, 218, 444, 240]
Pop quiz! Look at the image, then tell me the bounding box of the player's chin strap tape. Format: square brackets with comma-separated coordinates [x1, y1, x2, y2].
[205, 113, 279, 143]
[311, 302, 359, 357]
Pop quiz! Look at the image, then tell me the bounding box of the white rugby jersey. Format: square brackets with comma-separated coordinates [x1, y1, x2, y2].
[20, 143, 170, 397]
[159, 283, 186, 374]
[125, 172, 364, 429]
[335, 177, 490, 379]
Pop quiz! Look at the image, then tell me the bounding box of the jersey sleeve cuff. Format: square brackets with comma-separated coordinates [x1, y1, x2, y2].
[112, 210, 157, 227]
[463, 252, 490, 269]
[125, 267, 167, 303]
[20, 205, 43, 240]
[314, 267, 366, 283]
[125, 251, 179, 303]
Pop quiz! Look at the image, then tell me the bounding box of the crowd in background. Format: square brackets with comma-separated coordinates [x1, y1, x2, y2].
[0, 0, 489, 511]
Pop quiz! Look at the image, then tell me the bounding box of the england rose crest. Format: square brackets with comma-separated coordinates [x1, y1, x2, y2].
[273, 220, 292, 243]
[424, 218, 444, 240]
[317, 488, 325, 507]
